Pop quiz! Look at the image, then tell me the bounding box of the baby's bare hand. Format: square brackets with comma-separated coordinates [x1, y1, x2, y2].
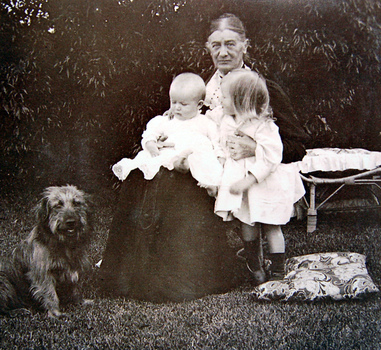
[149, 149, 160, 157]
[158, 134, 168, 142]
[145, 141, 161, 157]
[157, 137, 175, 150]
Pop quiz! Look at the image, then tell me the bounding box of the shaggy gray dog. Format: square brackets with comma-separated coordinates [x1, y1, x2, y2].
[0, 185, 92, 317]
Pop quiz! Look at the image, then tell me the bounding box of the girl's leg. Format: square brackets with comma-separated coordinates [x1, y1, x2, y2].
[263, 224, 285, 254]
[241, 221, 260, 241]
[241, 223, 267, 285]
[262, 224, 285, 279]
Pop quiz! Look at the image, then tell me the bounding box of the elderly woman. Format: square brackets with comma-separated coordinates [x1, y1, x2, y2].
[204, 13, 309, 282]
[99, 14, 309, 301]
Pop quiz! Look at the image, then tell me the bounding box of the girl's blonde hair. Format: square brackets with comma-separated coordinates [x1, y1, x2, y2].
[222, 69, 272, 119]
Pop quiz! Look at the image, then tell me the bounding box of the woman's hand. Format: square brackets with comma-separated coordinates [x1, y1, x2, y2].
[226, 130, 257, 160]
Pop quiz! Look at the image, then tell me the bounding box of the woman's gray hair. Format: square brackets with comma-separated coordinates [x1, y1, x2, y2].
[208, 13, 247, 41]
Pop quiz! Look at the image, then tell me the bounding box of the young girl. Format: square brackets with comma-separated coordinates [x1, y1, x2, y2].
[212, 69, 305, 284]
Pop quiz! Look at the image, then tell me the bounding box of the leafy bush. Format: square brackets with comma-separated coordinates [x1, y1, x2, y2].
[1, 0, 380, 191]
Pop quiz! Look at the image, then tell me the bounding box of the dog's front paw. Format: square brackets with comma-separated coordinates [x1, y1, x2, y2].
[48, 308, 64, 318]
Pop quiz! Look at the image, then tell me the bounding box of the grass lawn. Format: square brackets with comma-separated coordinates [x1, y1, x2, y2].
[0, 187, 380, 349]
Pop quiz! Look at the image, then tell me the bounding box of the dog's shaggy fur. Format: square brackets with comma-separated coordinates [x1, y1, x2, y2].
[0, 185, 92, 317]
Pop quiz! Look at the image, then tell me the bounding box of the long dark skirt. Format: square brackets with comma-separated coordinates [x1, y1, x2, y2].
[99, 168, 246, 302]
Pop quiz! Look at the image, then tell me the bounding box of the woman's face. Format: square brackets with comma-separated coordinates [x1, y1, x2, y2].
[207, 29, 248, 76]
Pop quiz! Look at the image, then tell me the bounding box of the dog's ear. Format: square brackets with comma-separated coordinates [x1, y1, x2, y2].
[35, 196, 50, 226]
[83, 193, 93, 212]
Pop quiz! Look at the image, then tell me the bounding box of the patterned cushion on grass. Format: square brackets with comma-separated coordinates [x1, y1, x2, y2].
[252, 252, 379, 301]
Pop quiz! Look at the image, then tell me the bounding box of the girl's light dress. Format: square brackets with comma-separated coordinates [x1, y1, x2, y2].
[112, 113, 224, 187]
[209, 107, 305, 226]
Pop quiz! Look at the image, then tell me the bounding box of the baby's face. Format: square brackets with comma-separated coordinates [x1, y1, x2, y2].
[169, 87, 200, 121]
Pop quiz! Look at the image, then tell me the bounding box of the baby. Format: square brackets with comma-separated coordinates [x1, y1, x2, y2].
[112, 73, 224, 193]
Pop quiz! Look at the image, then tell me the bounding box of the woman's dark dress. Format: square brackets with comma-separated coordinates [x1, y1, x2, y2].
[100, 75, 309, 302]
[99, 168, 245, 302]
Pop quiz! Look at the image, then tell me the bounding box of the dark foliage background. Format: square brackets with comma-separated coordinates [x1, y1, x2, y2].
[1, 0, 380, 194]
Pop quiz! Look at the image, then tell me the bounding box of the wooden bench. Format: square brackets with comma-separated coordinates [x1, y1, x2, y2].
[296, 148, 381, 232]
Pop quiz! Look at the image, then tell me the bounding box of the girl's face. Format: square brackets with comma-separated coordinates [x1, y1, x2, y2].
[221, 82, 235, 116]
[207, 29, 248, 76]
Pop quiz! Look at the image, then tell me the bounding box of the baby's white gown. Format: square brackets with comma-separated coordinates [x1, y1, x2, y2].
[112, 113, 224, 187]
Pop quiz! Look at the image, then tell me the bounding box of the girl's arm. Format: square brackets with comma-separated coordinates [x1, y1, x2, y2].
[244, 120, 283, 183]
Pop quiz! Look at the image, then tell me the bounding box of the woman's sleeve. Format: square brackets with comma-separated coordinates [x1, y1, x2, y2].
[141, 115, 166, 150]
[245, 121, 283, 183]
[266, 79, 310, 163]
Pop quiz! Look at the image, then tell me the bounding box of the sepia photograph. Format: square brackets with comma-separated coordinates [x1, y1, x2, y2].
[1, 0, 380, 348]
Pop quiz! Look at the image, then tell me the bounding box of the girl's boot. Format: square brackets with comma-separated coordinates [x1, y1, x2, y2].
[243, 240, 267, 285]
[268, 253, 285, 280]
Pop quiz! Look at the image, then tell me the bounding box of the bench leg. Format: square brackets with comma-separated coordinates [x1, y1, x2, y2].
[307, 183, 317, 233]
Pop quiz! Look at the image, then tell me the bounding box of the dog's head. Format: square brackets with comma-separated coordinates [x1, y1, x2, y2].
[35, 185, 91, 244]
